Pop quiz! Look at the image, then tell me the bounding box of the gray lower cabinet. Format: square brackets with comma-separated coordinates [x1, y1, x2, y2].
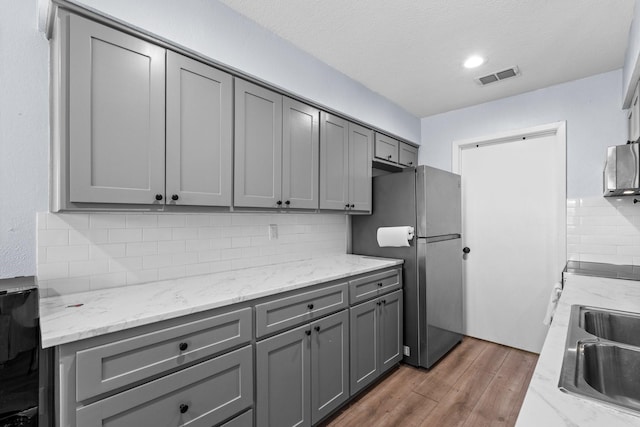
[76, 345, 253, 427]
[65, 13, 166, 205]
[166, 51, 233, 207]
[319, 112, 372, 213]
[221, 409, 254, 427]
[350, 290, 403, 395]
[256, 310, 349, 427]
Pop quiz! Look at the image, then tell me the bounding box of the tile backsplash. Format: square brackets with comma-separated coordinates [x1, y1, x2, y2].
[567, 196, 640, 265]
[37, 212, 347, 296]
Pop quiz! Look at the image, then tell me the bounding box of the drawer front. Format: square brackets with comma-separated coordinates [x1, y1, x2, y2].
[349, 269, 400, 305]
[255, 283, 348, 338]
[374, 133, 399, 163]
[221, 409, 253, 427]
[76, 307, 252, 401]
[76, 345, 253, 427]
[399, 142, 418, 167]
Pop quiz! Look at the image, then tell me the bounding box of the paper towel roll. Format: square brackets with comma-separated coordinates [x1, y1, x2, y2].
[376, 226, 415, 247]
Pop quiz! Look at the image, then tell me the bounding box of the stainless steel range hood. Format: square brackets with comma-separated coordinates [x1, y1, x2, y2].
[603, 142, 640, 197]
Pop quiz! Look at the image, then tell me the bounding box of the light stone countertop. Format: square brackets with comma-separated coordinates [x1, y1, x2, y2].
[39, 254, 402, 348]
[516, 274, 640, 426]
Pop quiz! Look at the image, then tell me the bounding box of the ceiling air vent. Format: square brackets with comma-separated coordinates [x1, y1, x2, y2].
[476, 66, 520, 86]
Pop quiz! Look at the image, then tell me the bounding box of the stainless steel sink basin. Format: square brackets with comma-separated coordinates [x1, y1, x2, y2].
[559, 305, 640, 414]
[582, 307, 640, 347]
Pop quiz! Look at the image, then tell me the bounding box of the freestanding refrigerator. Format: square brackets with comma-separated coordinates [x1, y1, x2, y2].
[352, 165, 463, 369]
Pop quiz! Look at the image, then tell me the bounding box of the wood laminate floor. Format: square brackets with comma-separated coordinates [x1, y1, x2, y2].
[321, 336, 538, 427]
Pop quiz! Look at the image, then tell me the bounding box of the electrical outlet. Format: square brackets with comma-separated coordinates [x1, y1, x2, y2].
[403, 345, 410, 356]
[268, 224, 278, 240]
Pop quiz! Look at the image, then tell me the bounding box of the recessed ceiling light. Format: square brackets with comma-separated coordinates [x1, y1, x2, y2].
[464, 55, 485, 69]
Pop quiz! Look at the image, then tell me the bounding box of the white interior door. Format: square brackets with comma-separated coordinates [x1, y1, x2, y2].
[454, 123, 566, 353]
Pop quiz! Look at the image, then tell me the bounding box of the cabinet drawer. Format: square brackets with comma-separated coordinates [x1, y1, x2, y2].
[374, 133, 399, 163]
[221, 409, 253, 427]
[349, 269, 401, 305]
[76, 345, 253, 427]
[399, 142, 418, 167]
[76, 307, 251, 401]
[255, 283, 348, 338]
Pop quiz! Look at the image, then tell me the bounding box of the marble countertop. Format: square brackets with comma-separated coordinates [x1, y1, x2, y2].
[516, 274, 640, 426]
[39, 254, 402, 348]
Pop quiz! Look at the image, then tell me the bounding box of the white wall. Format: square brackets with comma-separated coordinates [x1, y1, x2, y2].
[0, 0, 420, 280]
[72, 0, 420, 142]
[0, 0, 49, 278]
[623, 0, 640, 106]
[420, 70, 626, 199]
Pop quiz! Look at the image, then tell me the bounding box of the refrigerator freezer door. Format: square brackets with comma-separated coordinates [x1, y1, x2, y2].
[416, 166, 461, 238]
[418, 237, 463, 368]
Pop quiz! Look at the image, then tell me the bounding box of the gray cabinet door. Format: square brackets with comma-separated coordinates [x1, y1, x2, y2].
[234, 79, 283, 208]
[349, 298, 378, 395]
[256, 324, 311, 427]
[320, 112, 349, 210]
[166, 52, 232, 207]
[348, 123, 372, 213]
[310, 310, 349, 424]
[399, 142, 418, 167]
[68, 14, 165, 204]
[379, 290, 403, 373]
[283, 98, 319, 209]
[374, 133, 399, 163]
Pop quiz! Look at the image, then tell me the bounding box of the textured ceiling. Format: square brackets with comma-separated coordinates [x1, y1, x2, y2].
[218, 0, 635, 118]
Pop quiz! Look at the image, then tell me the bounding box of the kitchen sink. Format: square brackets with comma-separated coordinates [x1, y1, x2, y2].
[559, 305, 640, 414]
[582, 307, 640, 347]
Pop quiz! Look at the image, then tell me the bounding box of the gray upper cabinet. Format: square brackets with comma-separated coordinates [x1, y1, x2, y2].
[320, 112, 349, 210]
[283, 98, 320, 209]
[399, 142, 418, 167]
[166, 52, 232, 206]
[234, 79, 283, 208]
[320, 113, 372, 213]
[374, 133, 399, 163]
[348, 123, 373, 212]
[67, 14, 166, 204]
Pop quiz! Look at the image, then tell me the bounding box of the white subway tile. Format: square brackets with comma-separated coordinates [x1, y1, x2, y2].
[617, 246, 640, 256]
[41, 277, 91, 296]
[143, 254, 173, 269]
[581, 235, 634, 246]
[220, 248, 242, 260]
[158, 214, 185, 228]
[250, 236, 271, 247]
[566, 199, 578, 208]
[580, 253, 633, 265]
[69, 260, 109, 277]
[172, 227, 198, 240]
[172, 252, 198, 266]
[185, 215, 211, 227]
[186, 263, 210, 276]
[90, 244, 126, 260]
[210, 238, 232, 249]
[231, 236, 251, 248]
[37, 262, 69, 281]
[108, 228, 142, 243]
[198, 250, 220, 263]
[47, 245, 88, 262]
[37, 212, 48, 229]
[126, 269, 159, 285]
[576, 244, 616, 255]
[126, 214, 158, 228]
[143, 228, 173, 242]
[241, 247, 261, 258]
[158, 266, 186, 280]
[126, 242, 158, 256]
[39, 229, 69, 246]
[109, 257, 143, 273]
[158, 240, 186, 254]
[186, 240, 211, 252]
[48, 213, 90, 230]
[210, 214, 232, 226]
[198, 227, 222, 239]
[90, 214, 126, 229]
[210, 260, 232, 273]
[90, 272, 126, 289]
[68, 229, 108, 245]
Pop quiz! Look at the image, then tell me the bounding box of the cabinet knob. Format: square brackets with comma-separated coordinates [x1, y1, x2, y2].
[350, 204, 355, 208]
[307, 303, 314, 310]
[178, 342, 188, 351]
[381, 299, 386, 304]
[345, 204, 350, 209]
[305, 330, 311, 336]
[155, 194, 163, 201]
[408, 162, 413, 166]
[377, 282, 382, 287]
[376, 301, 382, 306]
[463, 247, 471, 254]
[314, 326, 320, 332]
[285, 200, 290, 206]
[387, 155, 392, 160]
[171, 194, 179, 201]
[634, 199, 640, 204]
[276, 200, 283, 206]
[179, 404, 189, 414]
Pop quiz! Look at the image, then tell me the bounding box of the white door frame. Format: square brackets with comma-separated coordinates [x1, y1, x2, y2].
[452, 121, 567, 279]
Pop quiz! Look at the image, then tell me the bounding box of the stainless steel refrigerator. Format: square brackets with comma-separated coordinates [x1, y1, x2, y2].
[352, 165, 463, 369]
